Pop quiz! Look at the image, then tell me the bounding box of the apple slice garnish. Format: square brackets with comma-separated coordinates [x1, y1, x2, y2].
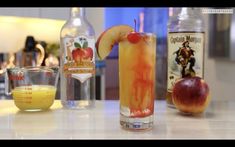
[96, 25, 133, 60]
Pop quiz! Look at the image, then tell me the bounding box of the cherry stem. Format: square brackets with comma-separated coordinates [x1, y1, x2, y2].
[134, 19, 136, 32]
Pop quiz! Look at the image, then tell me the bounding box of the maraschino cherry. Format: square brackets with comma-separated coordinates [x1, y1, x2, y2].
[127, 19, 141, 44]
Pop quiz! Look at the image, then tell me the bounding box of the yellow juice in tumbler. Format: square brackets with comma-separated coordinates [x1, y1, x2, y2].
[119, 33, 156, 118]
[12, 85, 56, 111]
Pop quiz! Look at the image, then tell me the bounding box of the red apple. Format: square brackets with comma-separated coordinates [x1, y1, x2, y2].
[172, 76, 210, 114]
[83, 47, 93, 60]
[72, 48, 84, 62]
[72, 48, 79, 60]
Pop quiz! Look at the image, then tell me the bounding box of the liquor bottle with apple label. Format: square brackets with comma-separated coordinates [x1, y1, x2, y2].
[167, 8, 205, 107]
[60, 7, 95, 109]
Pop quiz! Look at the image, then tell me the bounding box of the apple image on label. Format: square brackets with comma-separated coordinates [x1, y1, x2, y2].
[72, 48, 84, 62]
[172, 76, 211, 114]
[83, 47, 93, 60]
[72, 41, 93, 62]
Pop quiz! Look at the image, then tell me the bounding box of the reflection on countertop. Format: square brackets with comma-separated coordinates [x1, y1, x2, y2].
[0, 99, 235, 139]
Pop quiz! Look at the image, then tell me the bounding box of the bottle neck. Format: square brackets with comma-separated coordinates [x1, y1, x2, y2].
[177, 7, 192, 20]
[179, 7, 202, 20]
[71, 7, 85, 18]
[168, 7, 204, 32]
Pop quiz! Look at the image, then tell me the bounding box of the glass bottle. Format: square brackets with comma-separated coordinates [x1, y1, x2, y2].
[60, 7, 95, 109]
[166, 7, 205, 107]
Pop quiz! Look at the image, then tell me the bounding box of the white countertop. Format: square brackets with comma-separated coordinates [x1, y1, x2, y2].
[0, 99, 235, 139]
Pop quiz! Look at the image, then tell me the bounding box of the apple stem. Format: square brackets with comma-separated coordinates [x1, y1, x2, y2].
[134, 19, 136, 32]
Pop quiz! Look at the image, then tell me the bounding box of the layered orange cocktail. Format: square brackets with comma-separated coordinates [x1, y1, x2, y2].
[96, 25, 156, 130]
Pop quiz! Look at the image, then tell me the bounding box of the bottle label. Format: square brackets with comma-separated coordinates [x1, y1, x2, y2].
[63, 36, 95, 83]
[167, 32, 204, 92]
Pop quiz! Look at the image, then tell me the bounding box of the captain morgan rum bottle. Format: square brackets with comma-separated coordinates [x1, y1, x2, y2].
[60, 7, 95, 109]
[167, 8, 205, 107]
